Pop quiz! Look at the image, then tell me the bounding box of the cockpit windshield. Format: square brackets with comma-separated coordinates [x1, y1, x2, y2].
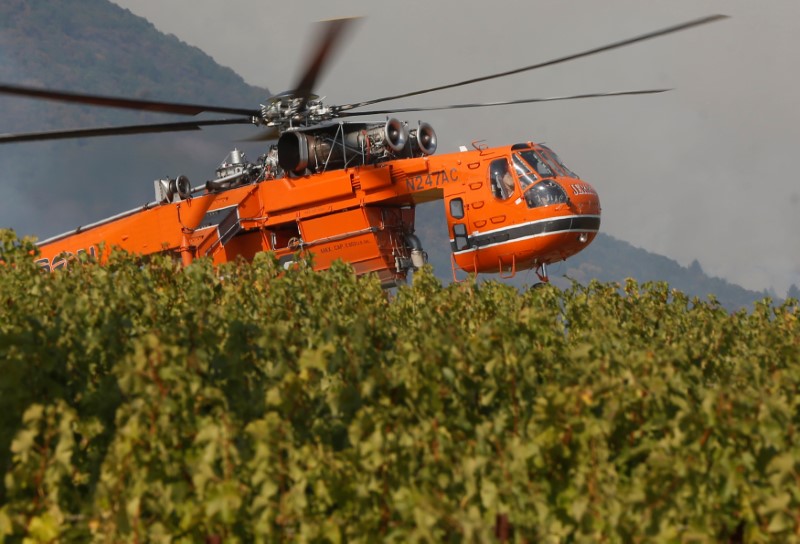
[517, 150, 555, 178]
[539, 145, 579, 179]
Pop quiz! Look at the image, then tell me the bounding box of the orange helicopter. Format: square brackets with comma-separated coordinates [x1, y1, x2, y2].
[0, 15, 725, 287]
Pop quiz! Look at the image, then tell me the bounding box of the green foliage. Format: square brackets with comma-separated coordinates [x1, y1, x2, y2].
[0, 231, 798, 542]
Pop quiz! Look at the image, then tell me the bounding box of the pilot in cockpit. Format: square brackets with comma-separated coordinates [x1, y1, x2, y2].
[490, 159, 515, 199]
[501, 170, 514, 198]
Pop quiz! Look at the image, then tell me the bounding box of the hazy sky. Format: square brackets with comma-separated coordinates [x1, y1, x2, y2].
[99, 1, 799, 294]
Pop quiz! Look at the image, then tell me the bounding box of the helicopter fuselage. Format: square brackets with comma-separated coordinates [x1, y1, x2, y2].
[34, 140, 599, 286]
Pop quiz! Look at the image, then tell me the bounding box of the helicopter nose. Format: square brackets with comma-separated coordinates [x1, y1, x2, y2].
[585, 190, 601, 215]
[564, 179, 600, 216]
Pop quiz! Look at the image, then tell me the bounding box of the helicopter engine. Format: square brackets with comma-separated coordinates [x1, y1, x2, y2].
[277, 119, 436, 174]
[407, 122, 437, 157]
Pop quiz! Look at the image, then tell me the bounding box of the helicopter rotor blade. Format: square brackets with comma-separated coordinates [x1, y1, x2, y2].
[0, 83, 259, 117]
[290, 17, 358, 110]
[337, 89, 671, 117]
[0, 118, 254, 144]
[238, 126, 281, 142]
[335, 14, 726, 113]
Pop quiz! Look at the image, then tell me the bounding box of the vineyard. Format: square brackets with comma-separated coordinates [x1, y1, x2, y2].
[0, 230, 798, 543]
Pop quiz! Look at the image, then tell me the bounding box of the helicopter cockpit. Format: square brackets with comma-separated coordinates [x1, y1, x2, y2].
[506, 145, 575, 209]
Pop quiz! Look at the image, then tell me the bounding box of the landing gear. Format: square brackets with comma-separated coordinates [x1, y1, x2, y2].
[535, 262, 549, 283]
[530, 263, 550, 289]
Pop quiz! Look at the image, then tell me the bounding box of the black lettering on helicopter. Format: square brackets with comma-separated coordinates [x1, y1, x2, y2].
[406, 168, 460, 192]
[318, 238, 369, 255]
[35, 258, 51, 273]
[36, 245, 98, 272]
[51, 252, 72, 271]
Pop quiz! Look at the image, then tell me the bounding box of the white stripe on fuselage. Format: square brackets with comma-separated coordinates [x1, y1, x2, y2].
[450, 214, 600, 254]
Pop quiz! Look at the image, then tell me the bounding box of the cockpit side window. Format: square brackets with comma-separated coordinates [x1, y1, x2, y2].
[524, 179, 569, 209]
[488, 158, 515, 200]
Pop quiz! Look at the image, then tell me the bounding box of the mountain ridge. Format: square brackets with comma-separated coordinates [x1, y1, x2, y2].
[0, 0, 268, 121]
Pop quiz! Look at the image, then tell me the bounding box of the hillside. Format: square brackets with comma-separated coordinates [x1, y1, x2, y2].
[0, 0, 268, 128]
[0, 0, 270, 239]
[0, 0, 767, 309]
[553, 233, 768, 310]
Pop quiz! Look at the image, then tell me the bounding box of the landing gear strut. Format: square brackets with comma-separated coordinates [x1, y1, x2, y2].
[535, 262, 549, 283]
